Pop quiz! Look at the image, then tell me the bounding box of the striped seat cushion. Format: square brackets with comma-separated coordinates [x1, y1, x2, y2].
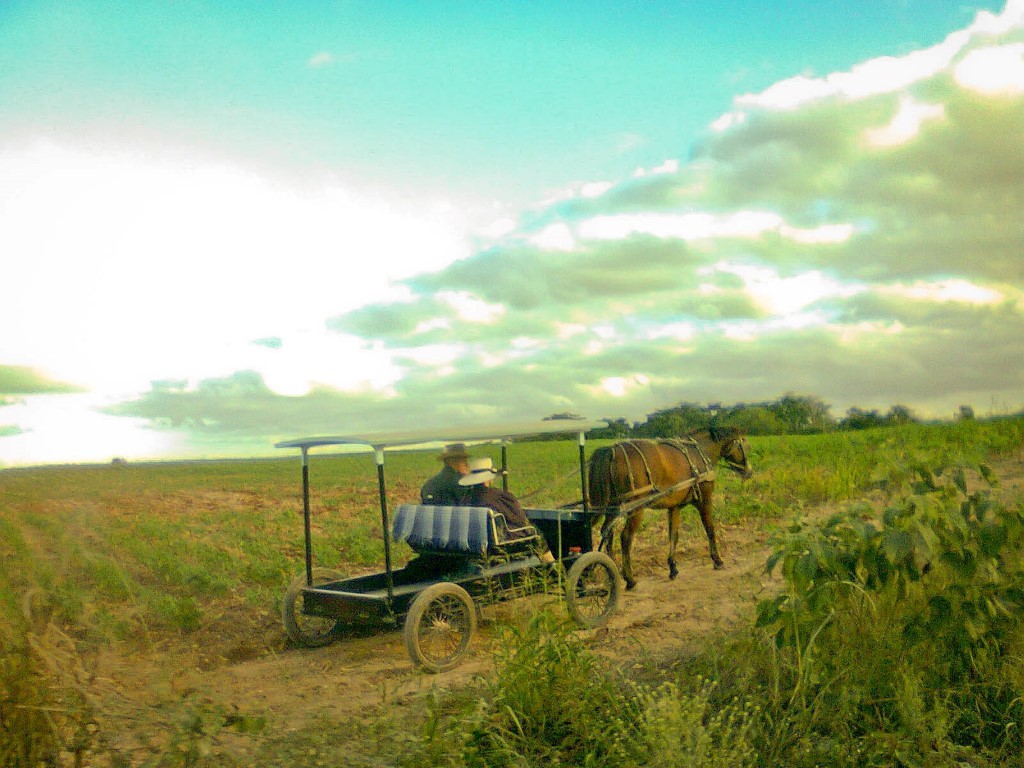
[392, 504, 494, 556]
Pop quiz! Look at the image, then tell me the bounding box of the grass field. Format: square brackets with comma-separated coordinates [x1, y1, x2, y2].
[2, 417, 1023, 766]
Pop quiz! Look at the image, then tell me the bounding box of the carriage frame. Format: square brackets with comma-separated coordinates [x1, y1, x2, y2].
[275, 420, 622, 672]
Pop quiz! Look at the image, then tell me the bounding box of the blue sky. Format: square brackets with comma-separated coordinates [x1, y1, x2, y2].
[1, 1, 1022, 465]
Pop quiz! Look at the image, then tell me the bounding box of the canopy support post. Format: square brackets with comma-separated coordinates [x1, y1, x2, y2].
[376, 447, 395, 605]
[302, 447, 313, 586]
[578, 430, 593, 551]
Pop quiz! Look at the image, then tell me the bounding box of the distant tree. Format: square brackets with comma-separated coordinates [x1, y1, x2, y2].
[886, 404, 917, 425]
[840, 407, 886, 430]
[959, 405, 976, 421]
[634, 403, 710, 437]
[725, 406, 787, 436]
[768, 393, 835, 433]
[589, 418, 632, 439]
[543, 412, 584, 421]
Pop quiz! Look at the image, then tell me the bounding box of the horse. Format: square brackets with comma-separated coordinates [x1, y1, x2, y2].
[586, 426, 753, 590]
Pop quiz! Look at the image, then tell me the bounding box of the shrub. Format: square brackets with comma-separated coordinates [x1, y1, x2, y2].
[400, 610, 759, 768]
[755, 460, 1024, 761]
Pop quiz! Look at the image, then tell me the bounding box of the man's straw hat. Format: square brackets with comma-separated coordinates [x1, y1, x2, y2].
[458, 457, 499, 486]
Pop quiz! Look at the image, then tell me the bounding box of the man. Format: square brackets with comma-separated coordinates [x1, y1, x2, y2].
[420, 443, 471, 505]
[458, 457, 555, 564]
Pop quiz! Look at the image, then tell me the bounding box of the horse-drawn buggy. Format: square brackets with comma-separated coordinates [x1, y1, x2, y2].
[275, 420, 621, 672]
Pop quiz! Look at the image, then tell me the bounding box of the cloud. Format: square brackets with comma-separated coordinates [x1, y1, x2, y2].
[307, 51, 335, 68]
[0, 365, 83, 395]
[361, 1, 1023, 421]
[5, 2, 1024, 463]
[0, 140, 470, 397]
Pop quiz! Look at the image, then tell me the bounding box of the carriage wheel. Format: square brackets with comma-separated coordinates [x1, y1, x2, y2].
[565, 551, 622, 628]
[403, 582, 477, 673]
[282, 567, 343, 648]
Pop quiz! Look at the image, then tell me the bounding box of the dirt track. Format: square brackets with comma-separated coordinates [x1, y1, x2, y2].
[93, 456, 1023, 760]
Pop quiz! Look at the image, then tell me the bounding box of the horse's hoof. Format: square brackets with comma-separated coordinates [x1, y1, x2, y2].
[668, 569, 678, 580]
[625, 580, 637, 591]
[713, 561, 725, 571]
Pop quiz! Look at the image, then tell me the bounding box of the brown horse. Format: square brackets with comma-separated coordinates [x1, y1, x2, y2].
[587, 426, 753, 590]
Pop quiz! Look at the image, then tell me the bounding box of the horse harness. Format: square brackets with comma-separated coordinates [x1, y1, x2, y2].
[610, 437, 717, 509]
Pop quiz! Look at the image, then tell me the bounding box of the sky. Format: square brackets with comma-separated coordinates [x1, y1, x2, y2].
[1, 0, 1022, 466]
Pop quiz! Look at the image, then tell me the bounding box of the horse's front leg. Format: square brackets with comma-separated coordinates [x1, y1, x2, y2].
[666, 507, 681, 580]
[697, 485, 724, 569]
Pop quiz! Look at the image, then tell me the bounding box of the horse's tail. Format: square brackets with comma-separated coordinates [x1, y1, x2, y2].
[587, 445, 616, 508]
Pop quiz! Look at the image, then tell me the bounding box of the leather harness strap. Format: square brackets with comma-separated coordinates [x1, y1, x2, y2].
[612, 437, 717, 502]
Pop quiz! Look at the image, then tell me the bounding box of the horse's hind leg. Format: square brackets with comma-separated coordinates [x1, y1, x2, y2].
[620, 511, 640, 590]
[697, 485, 724, 569]
[666, 507, 681, 580]
[598, 515, 617, 560]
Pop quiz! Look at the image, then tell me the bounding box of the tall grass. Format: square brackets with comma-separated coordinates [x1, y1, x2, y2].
[2, 419, 1022, 649]
[399, 610, 758, 768]
[1, 418, 1022, 765]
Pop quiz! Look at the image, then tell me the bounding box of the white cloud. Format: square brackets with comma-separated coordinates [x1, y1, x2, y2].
[0, 140, 471, 396]
[738, 31, 969, 111]
[638, 159, 679, 176]
[711, 263, 862, 315]
[580, 181, 614, 198]
[554, 322, 587, 339]
[881, 279, 1005, 305]
[866, 96, 946, 147]
[529, 222, 577, 251]
[955, 44, 1024, 94]
[307, 51, 335, 67]
[589, 374, 651, 398]
[578, 210, 782, 241]
[0, 393, 180, 465]
[732, 2, 1024, 115]
[779, 222, 857, 244]
[399, 344, 463, 367]
[438, 291, 506, 323]
[971, 0, 1024, 34]
[710, 111, 746, 133]
[255, 331, 402, 397]
[576, 210, 856, 246]
[835, 320, 907, 346]
[647, 321, 697, 342]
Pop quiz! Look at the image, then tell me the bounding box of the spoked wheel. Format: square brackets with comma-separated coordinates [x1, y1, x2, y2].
[282, 567, 343, 648]
[403, 582, 477, 672]
[565, 551, 622, 628]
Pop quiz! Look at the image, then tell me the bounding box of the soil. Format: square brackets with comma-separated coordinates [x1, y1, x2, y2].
[84, 455, 1024, 763]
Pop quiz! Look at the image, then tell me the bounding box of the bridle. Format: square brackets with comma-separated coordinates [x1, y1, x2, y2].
[722, 435, 752, 478]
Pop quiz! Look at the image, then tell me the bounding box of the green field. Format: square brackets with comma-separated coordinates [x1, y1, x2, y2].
[3, 418, 1023, 766]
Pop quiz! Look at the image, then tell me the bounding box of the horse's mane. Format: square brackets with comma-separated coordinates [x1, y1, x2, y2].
[707, 424, 742, 442]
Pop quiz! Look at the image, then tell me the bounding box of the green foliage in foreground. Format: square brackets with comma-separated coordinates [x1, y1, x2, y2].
[752, 458, 1024, 765]
[399, 611, 757, 768]
[400, 452, 1024, 767]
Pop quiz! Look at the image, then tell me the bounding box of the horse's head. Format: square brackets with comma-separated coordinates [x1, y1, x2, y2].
[711, 426, 754, 480]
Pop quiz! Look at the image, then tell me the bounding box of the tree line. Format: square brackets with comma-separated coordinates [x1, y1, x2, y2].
[546, 395, 987, 439]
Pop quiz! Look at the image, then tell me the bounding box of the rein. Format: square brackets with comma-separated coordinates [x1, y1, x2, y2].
[516, 465, 581, 503]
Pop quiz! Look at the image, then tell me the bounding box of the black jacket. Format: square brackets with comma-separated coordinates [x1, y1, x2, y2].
[420, 465, 470, 505]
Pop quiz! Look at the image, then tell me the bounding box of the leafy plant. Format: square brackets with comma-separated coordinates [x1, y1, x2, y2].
[756, 460, 1024, 758]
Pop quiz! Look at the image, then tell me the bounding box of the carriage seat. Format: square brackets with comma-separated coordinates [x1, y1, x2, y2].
[392, 504, 540, 557]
